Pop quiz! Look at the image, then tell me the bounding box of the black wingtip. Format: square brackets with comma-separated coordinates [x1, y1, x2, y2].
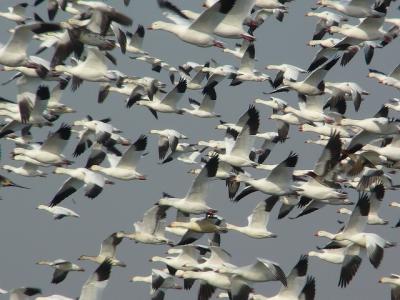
[136, 24, 145, 37]
[177, 78, 187, 93]
[371, 183, 385, 200]
[133, 135, 147, 151]
[206, 154, 219, 177]
[23, 288, 42, 296]
[357, 193, 370, 216]
[294, 254, 309, 277]
[218, 0, 236, 14]
[37, 85, 50, 100]
[56, 123, 72, 140]
[285, 152, 298, 168]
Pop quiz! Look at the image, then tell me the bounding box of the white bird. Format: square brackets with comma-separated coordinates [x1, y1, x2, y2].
[306, 10, 348, 40]
[316, 0, 387, 18]
[233, 152, 298, 201]
[149, 129, 188, 160]
[150, 245, 200, 273]
[226, 196, 279, 238]
[0, 23, 61, 67]
[127, 79, 187, 118]
[181, 82, 221, 118]
[329, 10, 391, 42]
[158, 155, 219, 214]
[266, 64, 306, 88]
[54, 47, 117, 91]
[118, 205, 171, 245]
[11, 124, 72, 166]
[182, 0, 256, 40]
[220, 257, 287, 284]
[36, 204, 80, 220]
[49, 166, 113, 207]
[150, 0, 236, 48]
[122, 25, 148, 55]
[0, 3, 29, 24]
[230, 44, 271, 85]
[36, 259, 85, 284]
[78, 232, 126, 267]
[90, 135, 148, 180]
[271, 57, 339, 96]
[218, 106, 260, 167]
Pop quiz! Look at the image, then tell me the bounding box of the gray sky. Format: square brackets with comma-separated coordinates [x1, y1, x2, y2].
[0, 0, 399, 299]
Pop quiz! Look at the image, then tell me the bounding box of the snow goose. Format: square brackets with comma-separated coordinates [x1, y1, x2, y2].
[151, 0, 236, 48]
[252, 255, 315, 300]
[118, 205, 171, 245]
[173, 214, 227, 245]
[7, 287, 42, 299]
[149, 129, 187, 160]
[317, 0, 387, 18]
[266, 64, 306, 88]
[230, 44, 270, 85]
[90, 135, 147, 180]
[328, 7, 391, 42]
[131, 269, 182, 300]
[284, 94, 335, 124]
[158, 155, 219, 214]
[368, 63, 400, 90]
[121, 25, 148, 55]
[0, 85, 52, 138]
[271, 57, 339, 96]
[36, 204, 80, 220]
[0, 23, 61, 67]
[78, 232, 126, 267]
[182, 82, 221, 118]
[54, 47, 117, 91]
[233, 152, 298, 201]
[71, 116, 125, 157]
[47, 79, 75, 115]
[217, 106, 259, 167]
[0, 3, 29, 24]
[2, 160, 46, 177]
[245, 7, 288, 30]
[188, 159, 242, 198]
[150, 245, 200, 274]
[338, 184, 388, 225]
[11, 124, 72, 166]
[341, 107, 399, 135]
[49, 166, 113, 207]
[379, 274, 400, 300]
[226, 196, 279, 238]
[36, 259, 84, 284]
[79, 258, 113, 300]
[161, 143, 202, 164]
[216, 104, 258, 132]
[127, 79, 187, 118]
[317, 193, 396, 285]
[324, 81, 369, 112]
[306, 10, 348, 40]
[220, 257, 287, 285]
[183, 0, 256, 40]
[196, 246, 233, 271]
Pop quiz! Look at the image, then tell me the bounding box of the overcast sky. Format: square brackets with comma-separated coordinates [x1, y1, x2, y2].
[0, 0, 399, 300]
